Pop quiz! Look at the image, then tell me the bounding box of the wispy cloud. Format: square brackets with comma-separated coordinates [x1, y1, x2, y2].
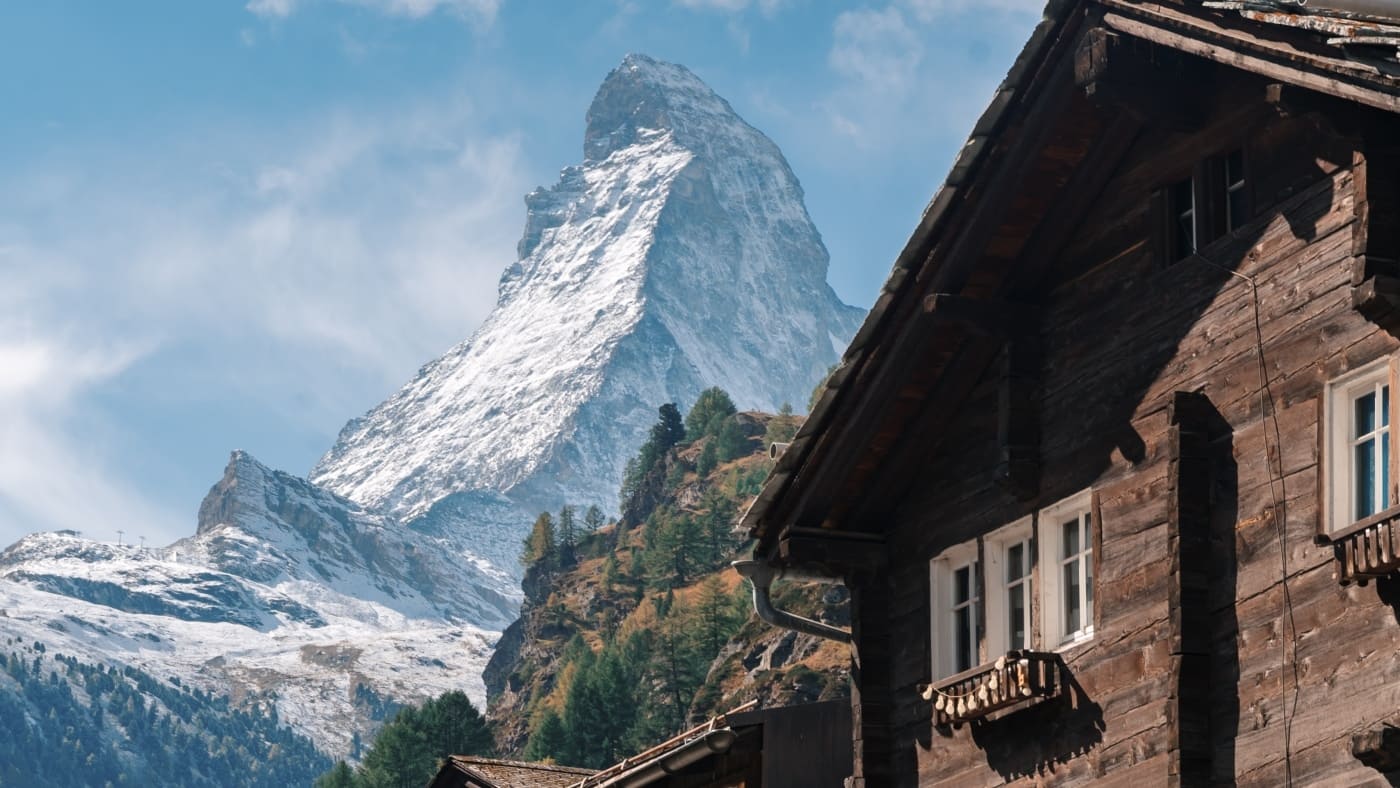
[0, 92, 533, 546]
[673, 0, 788, 16]
[0, 324, 178, 546]
[247, 0, 501, 25]
[819, 0, 1041, 148]
[903, 0, 1044, 23]
[829, 6, 922, 95]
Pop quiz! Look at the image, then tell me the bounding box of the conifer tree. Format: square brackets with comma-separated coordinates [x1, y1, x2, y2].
[695, 575, 742, 654]
[584, 505, 605, 532]
[653, 403, 686, 448]
[557, 505, 577, 567]
[521, 512, 557, 570]
[696, 440, 718, 476]
[715, 417, 748, 462]
[523, 709, 567, 763]
[315, 761, 356, 788]
[685, 387, 737, 440]
[560, 647, 636, 768]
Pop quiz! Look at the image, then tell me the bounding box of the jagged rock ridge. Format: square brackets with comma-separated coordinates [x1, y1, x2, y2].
[311, 54, 864, 569]
[0, 451, 511, 759]
[0, 54, 863, 763]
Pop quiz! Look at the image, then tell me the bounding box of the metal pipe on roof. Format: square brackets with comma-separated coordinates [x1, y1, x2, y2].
[732, 559, 852, 644]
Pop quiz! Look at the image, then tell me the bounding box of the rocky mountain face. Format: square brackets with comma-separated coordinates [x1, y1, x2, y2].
[483, 412, 850, 759]
[311, 54, 863, 576]
[0, 54, 862, 766]
[0, 452, 508, 759]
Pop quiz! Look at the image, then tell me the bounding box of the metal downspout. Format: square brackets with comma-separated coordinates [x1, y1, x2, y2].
[731, 559, 852, 644]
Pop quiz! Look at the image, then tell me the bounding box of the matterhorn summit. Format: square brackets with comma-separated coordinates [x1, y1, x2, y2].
[0, 54, 865, 763]
[311, 54, 864, 570]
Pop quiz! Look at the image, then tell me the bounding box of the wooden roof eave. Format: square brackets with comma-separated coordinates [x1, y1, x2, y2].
[740, 0, 1089, 552]
[742, 0, 1400, 559]
[1101, 0, 1400, 113]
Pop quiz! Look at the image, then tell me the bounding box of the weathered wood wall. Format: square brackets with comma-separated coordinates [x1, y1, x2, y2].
[859, 58, 1400, 786]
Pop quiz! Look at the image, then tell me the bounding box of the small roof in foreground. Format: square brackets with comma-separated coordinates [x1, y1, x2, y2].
[431, 756, 596, 788]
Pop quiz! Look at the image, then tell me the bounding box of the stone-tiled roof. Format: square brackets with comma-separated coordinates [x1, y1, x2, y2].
[437, 756, 595, 788]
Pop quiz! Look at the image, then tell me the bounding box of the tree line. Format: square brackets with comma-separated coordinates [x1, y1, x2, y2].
[0, 639, 329, 787]
[314, 691, 491, 788]
[514, 386, 790, 768]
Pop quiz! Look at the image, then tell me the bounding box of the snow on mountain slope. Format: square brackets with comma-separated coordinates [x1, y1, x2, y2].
[311, 54, 864, 556]
[0, 54, 864, 762]
[0, 452, 513, 758]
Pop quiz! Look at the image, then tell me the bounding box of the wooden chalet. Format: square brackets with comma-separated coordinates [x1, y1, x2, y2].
[739, 0, 1400, 785]
[426, 755, 596, 788]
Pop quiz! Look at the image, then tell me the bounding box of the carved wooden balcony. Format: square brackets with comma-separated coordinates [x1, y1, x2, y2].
[921, 650, 1062, 726]
[1321, 506, 1400, 586]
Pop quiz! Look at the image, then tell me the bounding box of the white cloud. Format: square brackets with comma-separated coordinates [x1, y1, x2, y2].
[673, 0, 788, 15]
[0, 325, 179, 546]
[829, 7, 922, 95]
[0, 91, 534, 547]
[819, 0, 1040, 146]
[247, 0, 501, 25]
[903, 0, 1044, 23]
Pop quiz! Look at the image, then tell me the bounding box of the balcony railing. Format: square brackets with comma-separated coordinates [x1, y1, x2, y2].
[1319, 506, 1400, 586]
[921, 650, 1062, 726]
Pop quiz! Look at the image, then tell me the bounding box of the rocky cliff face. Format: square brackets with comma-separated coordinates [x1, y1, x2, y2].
[0, 54, 863, 763]
[0, 452, 510, 759]
[310, 54, 863, 576]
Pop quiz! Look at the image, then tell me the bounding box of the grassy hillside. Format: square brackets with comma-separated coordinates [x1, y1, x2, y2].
[484, 401, 849, 766]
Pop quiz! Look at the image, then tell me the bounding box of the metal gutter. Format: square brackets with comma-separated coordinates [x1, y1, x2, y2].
[732, 559, 852, 644]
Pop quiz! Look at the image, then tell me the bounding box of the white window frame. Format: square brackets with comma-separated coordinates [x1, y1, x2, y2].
[1038, 490, 1095, 649]
[984, 517, 1034, 657]
[1325, 357, 1396, 533]
[929, 541, 980, 680]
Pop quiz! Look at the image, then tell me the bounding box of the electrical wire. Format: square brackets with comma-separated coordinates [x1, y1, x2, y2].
[1199, 260, 1299, 787]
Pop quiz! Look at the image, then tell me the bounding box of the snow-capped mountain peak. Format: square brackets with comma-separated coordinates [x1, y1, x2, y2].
[311, 55, 864, 546]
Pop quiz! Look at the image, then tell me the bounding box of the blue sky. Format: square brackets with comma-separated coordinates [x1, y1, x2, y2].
[0, 0, 1042, 547]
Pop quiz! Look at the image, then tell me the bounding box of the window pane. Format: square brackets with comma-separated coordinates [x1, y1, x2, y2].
[954, 565, 970, 604]
[1357, 438, 1377, 519]
[1009, 583, 1026, 650]
[1357, 392, 1377, 437]
[1007, 543, 1024, 582]
[1226, 150, 1244, 185]
[1386, 432, 1393, 510]
[1386, 385, 1391, 428]
[1063, 559, 1081, 636]
[955, 605, 973, 673]
[1085, 547, 1094, 622]
[1063, 520, 1079, 558]
[1228, 189, 1248, 232]
[1172, 178, 1193, 209]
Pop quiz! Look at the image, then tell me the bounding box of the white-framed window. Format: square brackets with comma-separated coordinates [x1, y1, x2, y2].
[1038, 491, 1094, 648]
[1326, 358, 1395, 532]
[984, 517, 1034, 656]
[929, 541, 980, 679]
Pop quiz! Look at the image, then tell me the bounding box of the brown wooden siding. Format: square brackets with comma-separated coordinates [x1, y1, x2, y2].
[861, 65, 1400, 786]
